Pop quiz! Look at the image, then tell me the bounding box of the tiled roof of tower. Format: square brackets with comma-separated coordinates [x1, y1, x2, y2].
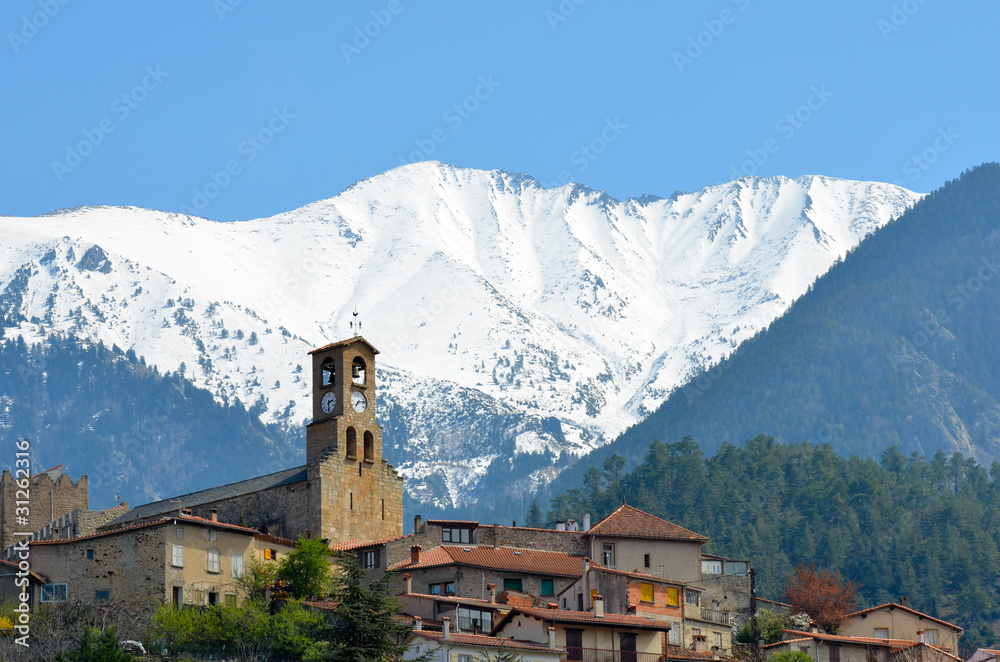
[309, 335, 380, 355]
[389, 545, 585, 578]
[845, 603, 964, 632]
[587, 504, 708, 542]
[104, 465, 307, 528]
[491, 606, 671, 633]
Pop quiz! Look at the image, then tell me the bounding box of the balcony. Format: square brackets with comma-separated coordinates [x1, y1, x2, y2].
[699, 608, 731, 626]
[565, 647, 665, 662]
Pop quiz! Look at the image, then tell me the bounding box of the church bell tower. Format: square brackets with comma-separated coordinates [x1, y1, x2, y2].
[305, 336, 403, 543]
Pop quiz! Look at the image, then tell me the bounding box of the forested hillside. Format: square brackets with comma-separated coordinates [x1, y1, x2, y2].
[0, 330, 300, 508]
[547, 162, 1000, 499]
[542, 435, 1000, 650]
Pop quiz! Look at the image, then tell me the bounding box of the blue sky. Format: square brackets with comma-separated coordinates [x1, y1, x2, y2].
[2, 1, 997, 221]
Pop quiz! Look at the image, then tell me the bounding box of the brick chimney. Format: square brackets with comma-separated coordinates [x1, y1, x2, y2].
[548, 627, 556, 649]
[208, 508, 218, 522]
[487, 583, 497, 603]
[404, 573, 412, 594]
[693, 634, 708, 652]
[547, 602, 559, 609]
[442, 616, 451, 640]
[918, 631, 925, 643]
[410, 545, 422, 564]
[594, 594, 605, 619]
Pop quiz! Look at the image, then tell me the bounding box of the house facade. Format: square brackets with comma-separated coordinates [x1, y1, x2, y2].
[842, 602, 963, 656]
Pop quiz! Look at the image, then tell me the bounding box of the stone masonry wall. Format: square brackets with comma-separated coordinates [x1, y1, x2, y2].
[164, 480, 313, 540]
[0, 469, 88, 550]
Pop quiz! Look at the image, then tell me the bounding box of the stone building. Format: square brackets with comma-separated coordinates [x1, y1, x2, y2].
[101, 336, 404, 545]
[0, 465, 88, 550]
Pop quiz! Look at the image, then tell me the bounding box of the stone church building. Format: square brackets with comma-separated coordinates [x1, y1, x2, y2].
[99, 335, 405, 543]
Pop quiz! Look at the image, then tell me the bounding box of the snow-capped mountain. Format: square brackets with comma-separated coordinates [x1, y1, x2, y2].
[0, 162, 922, 508]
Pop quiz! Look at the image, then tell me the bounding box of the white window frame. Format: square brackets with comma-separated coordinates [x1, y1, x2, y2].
[925, 629, 939, 645]
[207, 549, 221, 573]
[232, 554, 244, 577]
[172, 544, 184, 568]
[41, 583, 68, 602]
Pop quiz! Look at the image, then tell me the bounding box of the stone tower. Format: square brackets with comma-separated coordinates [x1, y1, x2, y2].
[305, 336, 404, 543]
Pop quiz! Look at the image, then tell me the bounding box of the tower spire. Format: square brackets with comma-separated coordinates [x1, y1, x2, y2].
[350, 308, 362, 336]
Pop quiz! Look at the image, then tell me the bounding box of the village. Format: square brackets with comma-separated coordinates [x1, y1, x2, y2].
[0, 336, 987, 662]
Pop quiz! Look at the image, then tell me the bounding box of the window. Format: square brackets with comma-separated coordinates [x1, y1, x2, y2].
[829, 646, 841, 662]
[874, 628, 889, 639]
[457, 607, 493, 632]
[361, 549, 380, 570]
[726, 561, 748, 575]
[503, 578, 523, 592]
[442, 527, 471, 543]
[640, 582, 654, 602]
[225, 593, 237, 606]
[458, 656, 474, 662]
[322, 357, 336, 386]
[666, 586, 679, 606]
[692, 628, 701, 636]
[685, 590, 700, 606]
[41, 584, 68, 603]
[86, 549, 94, 560]
[95, 590, 109, 603]
[346, 426, 357, 458]
[232, 554, 244, 577]
[644, 553, 651, 568]
[364, 430, 374, 462]
[176, 527, 184, 539]
[264, 548, 279, 561]
[429, 582, 456, 596]
[669, 625, 680, 644]
[192, 589, 205, 605]
[172, 586, 183, 607]
[925, 629, 939, 645]
[702, 560, 722, 575]
[541, 579, 554, 596]
[207, 549, 221, 573]
[172, 544, 184, 567]
[209, 529, 217, 542]
[602, 543, 615, 567]
[714, 632, 723, 649]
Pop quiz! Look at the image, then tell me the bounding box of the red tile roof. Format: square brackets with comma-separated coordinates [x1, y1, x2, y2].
[398, 592, 507, 610]
[331, 534, 412, 551]
[846, 603, 964, 632]
[409, 630, 561, 652]
[772, 629, 962, 659]
[29, 515, 259, 546]
[390, 545, 585, 578]
[588, 505, 709, 542]
[0, 558, 47, 583]
[309, 335, 379, 355]
[665, 644, 731, 661]
[492, 606, 672, 633]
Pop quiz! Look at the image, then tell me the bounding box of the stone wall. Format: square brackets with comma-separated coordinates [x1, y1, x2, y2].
[477, 525, 589, 556]
[395, 564, 576, 608]
[0, 467, 88, 550]
[32, 504, 129, 541]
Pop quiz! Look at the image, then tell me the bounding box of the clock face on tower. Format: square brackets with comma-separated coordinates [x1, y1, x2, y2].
[320, 391, 337, 414]
[351, 390, 368, 413]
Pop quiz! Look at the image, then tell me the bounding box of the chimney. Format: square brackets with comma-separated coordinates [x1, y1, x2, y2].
[413, 616, 422, 631]
[494, 523, 500, 549]
[442, 617, 451, 640]
[410, 545, 422, 564]
[414, 515, 423, 533]
[208, 508, 218, 522]
[487, 583, 497, 603]
[512, 520, 517, 528]
[548, 626, 556, 649]
[693, 634, 708, 652]
[556, 521, 566, 531]
[627, 603, 637, 614]
[810, 621, 819, 634]
[404, 573, 413, 594]
[918, 631, 925, 643]
[547, 602, 559, 609]
[583, 513, 591, 532]
[594, 594, 605, 619]
[567, 519, 578, 532]
[900, 597, 909, 608]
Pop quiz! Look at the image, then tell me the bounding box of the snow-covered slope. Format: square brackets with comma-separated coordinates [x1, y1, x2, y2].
[0, 162, 922, 507]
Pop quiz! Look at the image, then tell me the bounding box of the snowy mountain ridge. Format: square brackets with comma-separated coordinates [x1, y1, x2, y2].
[0, 162, 923, 508]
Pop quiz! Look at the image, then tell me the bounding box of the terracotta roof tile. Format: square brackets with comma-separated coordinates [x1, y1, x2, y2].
[492, 606, 672, 632]
[845, 603, 964, 632]
[410, 630, 561, 652]
[390, 545, 585, 578]
[29, 515, 258, 546]
[399, 592, 507, 610]
[773, 630, 959, 654]
[588, 505, 708, 542]
[331, 534, 412, 551]
[0, 558, 47, 583]
[590, 563, 695, 587]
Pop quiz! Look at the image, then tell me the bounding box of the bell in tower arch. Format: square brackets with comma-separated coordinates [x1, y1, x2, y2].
[321, 357, 335, 387]
[352, 357, 366, 384]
